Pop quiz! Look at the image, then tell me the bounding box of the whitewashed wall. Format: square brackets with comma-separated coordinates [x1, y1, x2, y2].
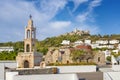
[47, 65, 96, 73]
[6, 72, 78, 80]
[0, 61, 17, 80]
[6, 72, 18, 80]
[0, 63, 4, 80]
[104, 72, 120, 80]
[112, 65, 120, 71]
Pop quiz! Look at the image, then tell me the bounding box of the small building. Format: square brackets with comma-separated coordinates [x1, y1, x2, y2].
[91, 43, 99, 49]
[84, 40, 91, 45]
[109, 40, 119, 44]
[96, 40, 108, 45]
[61, 40, 70, 45]
[74, 40, 83, 44]
[0, 47, 14, 52]
[118, 44, 120, 50]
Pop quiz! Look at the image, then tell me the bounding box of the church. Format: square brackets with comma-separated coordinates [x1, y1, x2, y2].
[16, 15, 43, 68]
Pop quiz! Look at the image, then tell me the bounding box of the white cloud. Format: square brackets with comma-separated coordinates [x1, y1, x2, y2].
[76, 0, 102, 23]
[0, 0, 68, 42]
[0, 0, 102, 42]
[89, 0, 102, 10]
[72, 0, 88, 12]
[35, 0, 67, 21]
[49, 21, 71, 29]
[36, 21, 72, 40]
[76, 11, 89, 23]
[75, 0, 102, 34]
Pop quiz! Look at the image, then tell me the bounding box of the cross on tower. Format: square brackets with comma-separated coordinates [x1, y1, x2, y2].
[29, 14, 32, 19]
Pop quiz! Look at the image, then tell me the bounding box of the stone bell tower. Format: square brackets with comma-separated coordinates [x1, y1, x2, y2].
[24, 15, 36, 53]
[16, 15, 43, 68]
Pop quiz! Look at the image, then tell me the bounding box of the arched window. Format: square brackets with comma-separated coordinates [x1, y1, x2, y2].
[67, 60, 69, 64]
[98, 57, 100, 62]
[27, 30, 30, 38]
[32, 30, 34, 39]
[26, 44, 30, 52]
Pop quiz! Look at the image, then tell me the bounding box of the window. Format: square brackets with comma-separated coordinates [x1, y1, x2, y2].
[27, 30, 30, 38]
[26, 44, 30, 52]
[98, 57, 100, 62]
[32, 30, 34, 38]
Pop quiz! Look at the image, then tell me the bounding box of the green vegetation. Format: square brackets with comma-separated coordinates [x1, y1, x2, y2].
[0, 34, 120, 60]
[111, 52, 120, 58]
[71, 50, 94, 63]
[71, 50, 85, 62]
[0, 51, 17, 60]
[0, 41, 23, 60]
[106, 52, 120, 62]
[106, 56, 111, 62]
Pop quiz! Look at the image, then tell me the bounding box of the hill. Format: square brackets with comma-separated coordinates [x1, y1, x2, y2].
[1, 33, 120, 58]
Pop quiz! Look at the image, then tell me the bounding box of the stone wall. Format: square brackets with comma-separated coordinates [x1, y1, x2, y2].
[6, 68, 57, 75]
[45, 48, 73, 64]
[93, 51, 106, 65]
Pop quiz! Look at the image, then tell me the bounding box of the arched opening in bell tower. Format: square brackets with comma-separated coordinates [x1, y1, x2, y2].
[26, 44, 30, 52]
[32, 30, 34, 39]
[27, 30, 30, 38]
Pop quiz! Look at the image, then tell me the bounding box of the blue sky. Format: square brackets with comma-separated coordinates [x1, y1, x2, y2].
[0, 0, 120, 42]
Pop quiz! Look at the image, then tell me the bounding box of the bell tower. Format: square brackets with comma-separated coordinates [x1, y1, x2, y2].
[24, 15, 36, 52]
[16, 15, 43, 68]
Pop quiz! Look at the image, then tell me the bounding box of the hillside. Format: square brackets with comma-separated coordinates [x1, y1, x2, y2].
[1, 33, 120, 56]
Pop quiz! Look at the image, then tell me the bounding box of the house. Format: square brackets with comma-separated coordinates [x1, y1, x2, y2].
[109, 40, 119, 44]
[0, 47, 14, 52]
[61, 40, 70, 45]
[91, 43, 99, 49]
[74, 40, 83, 44]
[84, 40, 91, 45]
[96, 40, 108, 44]
[117, 44, 120, 50]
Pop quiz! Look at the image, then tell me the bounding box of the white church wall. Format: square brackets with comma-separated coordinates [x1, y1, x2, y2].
[6, 72, 18, 80]
[104, 72, 120, 80]
[112, 65, 120, 71]
[0, 63, 4, 80]
[0, 61, 17, 80]
[47, 65, 96, 73]
[6, 72, 78, 80]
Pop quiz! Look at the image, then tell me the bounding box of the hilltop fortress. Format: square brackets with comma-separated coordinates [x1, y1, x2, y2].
[62, 28, 90, 36]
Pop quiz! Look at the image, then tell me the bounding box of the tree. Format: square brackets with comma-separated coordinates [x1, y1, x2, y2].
[71, 50, 85, 62]
[106, 56, 111, 62]
[71, 49, 94, 63]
